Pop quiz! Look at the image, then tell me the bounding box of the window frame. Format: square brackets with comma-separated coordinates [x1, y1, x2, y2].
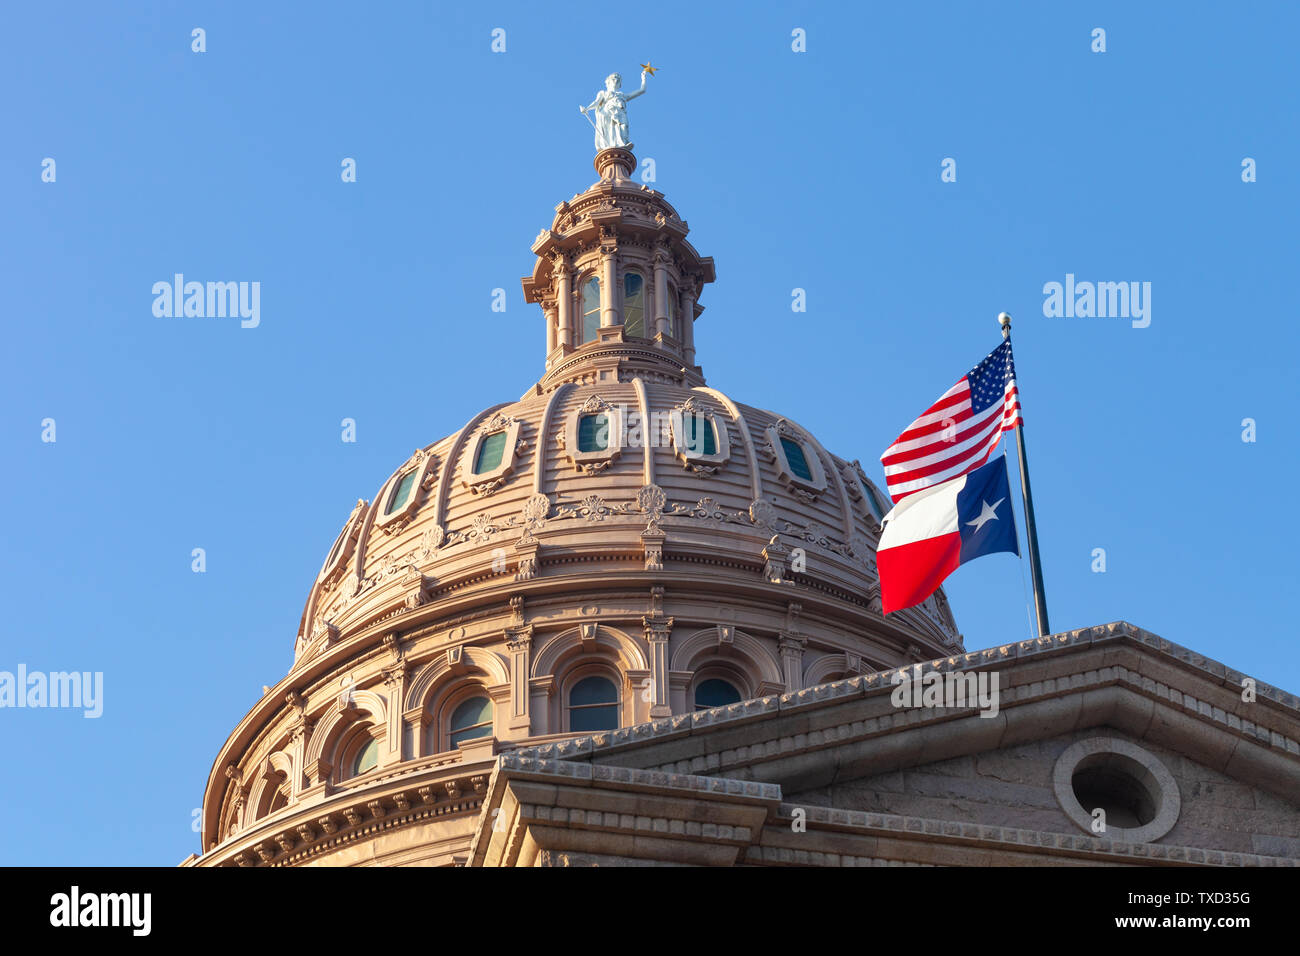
[461, 415, 524, 495]
[765, 422, 827, 496]
[670, 402, 730, 471]
[373, 449, 437, 533]
[316, 499, 367, 583]
[562, 398, 623, 473]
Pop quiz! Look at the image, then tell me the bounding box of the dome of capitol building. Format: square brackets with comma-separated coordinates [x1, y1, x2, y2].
[193, 146, 963, 867]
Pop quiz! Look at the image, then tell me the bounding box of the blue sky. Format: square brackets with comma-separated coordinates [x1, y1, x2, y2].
[2, 2, 1296, 865]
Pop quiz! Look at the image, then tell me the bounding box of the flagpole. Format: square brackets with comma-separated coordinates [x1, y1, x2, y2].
[999, 312, 1051, 636]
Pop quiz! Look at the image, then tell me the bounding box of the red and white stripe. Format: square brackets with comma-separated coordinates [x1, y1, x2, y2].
[881, 378, 1021, 503]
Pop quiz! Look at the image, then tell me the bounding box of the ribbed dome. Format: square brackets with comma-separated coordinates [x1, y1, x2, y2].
[295, 372, 960, 667]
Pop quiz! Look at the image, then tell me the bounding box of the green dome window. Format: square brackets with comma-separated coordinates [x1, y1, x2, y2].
[351, 738, 378, 777]
[568, 676, 618, 732]
[449, 696, 493, 749]
[581, 277, 601, 344]
[682, 414, 717, 455]
[623, 272, 645, 338]
[474, 431, 507, 474]
[694, 678, 742, 711]
[780, 437, 813, 482]
[385, 470, 417, 515]
[578, 413, 610, 452]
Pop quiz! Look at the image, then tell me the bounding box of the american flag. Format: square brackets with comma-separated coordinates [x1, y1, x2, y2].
[880, 340, 1022, 503]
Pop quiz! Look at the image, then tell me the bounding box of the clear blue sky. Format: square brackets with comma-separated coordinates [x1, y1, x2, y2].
[2, 2, 1296, 865]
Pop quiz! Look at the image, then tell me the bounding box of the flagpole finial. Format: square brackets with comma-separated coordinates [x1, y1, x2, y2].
[998, 311, 1012, 340]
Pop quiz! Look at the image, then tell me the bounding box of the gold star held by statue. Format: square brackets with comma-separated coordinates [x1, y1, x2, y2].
[640, 62, 657, 76]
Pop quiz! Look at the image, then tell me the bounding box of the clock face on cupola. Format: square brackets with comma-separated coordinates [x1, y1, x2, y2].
[196, 69, 959, 868]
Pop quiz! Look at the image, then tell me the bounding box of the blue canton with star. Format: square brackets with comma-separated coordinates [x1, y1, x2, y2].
[966, 340, 1017, 416]
[956, 456, 1020, 566]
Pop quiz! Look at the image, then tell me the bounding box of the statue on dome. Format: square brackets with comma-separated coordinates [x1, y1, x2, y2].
[580, 68, 651, 151]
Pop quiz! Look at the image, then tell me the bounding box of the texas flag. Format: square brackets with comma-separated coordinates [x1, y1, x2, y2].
[877, 456, 1020, 614]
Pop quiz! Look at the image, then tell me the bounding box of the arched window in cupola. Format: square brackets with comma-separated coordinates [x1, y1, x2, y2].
[622, 271, 645, 337]
[581, 277, 601, 344]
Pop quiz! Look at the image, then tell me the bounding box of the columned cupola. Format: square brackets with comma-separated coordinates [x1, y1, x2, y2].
[521, 147, 716, 392]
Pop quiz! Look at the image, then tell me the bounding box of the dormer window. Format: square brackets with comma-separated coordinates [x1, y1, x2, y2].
[373, 449, 437, 534]
[461, 413, 525, 496]
[670, 398, 730, 473]
[316, 499, 366, 583]
[580, 277, 601, 344]
[861, 475, 889, 522]
[766, 421, 827, 499]
[623, 272, 645, 337]
[563, 397, 622, 473]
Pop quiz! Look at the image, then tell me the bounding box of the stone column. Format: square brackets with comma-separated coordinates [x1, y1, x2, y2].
[778, 635, 806, 694]
[680, 280, 697, 365]
[505, 626, 533, 738]
[285, 692, 310, 799]
[652, 248, 671, 337]
[555, 260, 573, 348]
[600, 238, 620, 327]
[381, 665, 405, 768]
[643, 616, 674, 719]
[544, 301, 557, 357]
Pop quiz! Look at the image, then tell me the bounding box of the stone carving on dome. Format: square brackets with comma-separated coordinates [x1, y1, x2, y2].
[521, 493, 551, 528]
[749, 499, 778, 529]
[481, 412, 517, 433]
[417, 524, 445, 562]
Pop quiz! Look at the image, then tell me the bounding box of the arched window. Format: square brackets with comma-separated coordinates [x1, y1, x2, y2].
[567, 675, 619, 732]
[448, 696, 493, 748]
[694, 678, 742, 711]
[351, 738, 378, 777]
[385, 470, 418, 515]
[623, 271, 645, 337]
[581, 277, 601, 344]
